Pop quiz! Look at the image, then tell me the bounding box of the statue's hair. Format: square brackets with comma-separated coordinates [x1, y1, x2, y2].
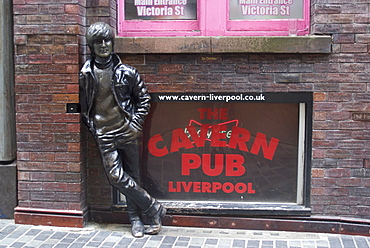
[86, 22, 115, 54]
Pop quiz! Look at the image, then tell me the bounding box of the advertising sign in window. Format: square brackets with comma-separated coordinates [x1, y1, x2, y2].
[116, 92, 312, 215]
[118, 0, 310, 36]
[124, 0, 197, 20]
[229, 0, 303, 20]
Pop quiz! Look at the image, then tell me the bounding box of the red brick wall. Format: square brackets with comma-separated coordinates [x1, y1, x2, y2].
[13, 0, 87, 225]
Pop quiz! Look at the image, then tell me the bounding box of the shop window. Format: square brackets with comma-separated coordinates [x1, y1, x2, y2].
[117, 0, 310, 37]
[115, 92, 312, 216]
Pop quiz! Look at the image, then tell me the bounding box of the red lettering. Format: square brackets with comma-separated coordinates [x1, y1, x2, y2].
[181, 153, 201, 175]
[248, 183, 255, 193]
[187, 124, 210, 148]
[219, 108, 228, 120]
[202, 154, 223, 176]
[148, 134, 169, 157]
[201, 182, 212, 193]
[225, 154, 245, 176]
[235, 182, 247, 193]
[212, 182, 222, 193]
[193, 182, 201, 192]
[207, 108, 218, 119]
[198, 108, 207, 119]
[250, 132, 280, 160]
[168, 181, 254, 194]
[228, 126, 250, 152]
[168, 181, 176, 192]
[170, 128, 193, 153]
[181, 181, 193, 192]
[222, 182, 234, 193]
[211, 125, 227, 147]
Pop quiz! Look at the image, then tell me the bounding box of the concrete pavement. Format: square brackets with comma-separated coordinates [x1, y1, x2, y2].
[0, 219, 369, 248]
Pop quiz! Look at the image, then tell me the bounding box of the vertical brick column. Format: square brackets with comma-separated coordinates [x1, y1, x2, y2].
[13, 1, 88, 227]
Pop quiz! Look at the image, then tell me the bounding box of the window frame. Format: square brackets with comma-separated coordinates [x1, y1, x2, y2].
[117, 0, 310, 37]
[117, 0, 202, 37]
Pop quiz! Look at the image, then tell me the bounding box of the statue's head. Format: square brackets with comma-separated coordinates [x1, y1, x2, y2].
[86, 22, 115, 57]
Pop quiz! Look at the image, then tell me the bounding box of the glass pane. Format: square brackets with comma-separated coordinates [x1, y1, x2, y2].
[141, 95, 302, 204]
[125, 0, 197, 20]
[229, 0, 303, 20]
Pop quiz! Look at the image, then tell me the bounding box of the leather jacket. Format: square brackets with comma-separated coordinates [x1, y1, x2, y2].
[79, 53, 151, 134]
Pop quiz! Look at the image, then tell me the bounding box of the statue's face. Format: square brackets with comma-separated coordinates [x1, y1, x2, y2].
[93, 39, 113, 59]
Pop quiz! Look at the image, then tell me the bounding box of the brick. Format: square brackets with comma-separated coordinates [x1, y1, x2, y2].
[57, 73, 78, 84]
[56, 192, 83, 202]
[223, 74, 249, 84]
[15, 84, 40, 94]
[313, 130, 326, 139]
[40, 45, 65, 54]
[68, 163, 82, 173]
[338, 159, 364, 168]
[39, 4, 65, 14]
[66, 84, 79, 94]
[341, 44, 368, 53]
[29, 172, 56, 182]
[336, 178, 361, 187]
[29, 152, 55, 162]
[314, 4, 342, 14]
[312, 168, 325, 178]
[55, 173, 81, 183]
[339, 121, 366, 130]
[313, 24, 341, 34]
[120, 55, 145, 65]
[16, 123, 41, 133]
[313, 149, 325, 159]
[365, 160, 370, 168]
[53, 35, 79, 44]
[30, 192, 56, 201]
[53, 113, 80, 123]
[13, 5, 39, 15]
[350, 188, 370, 197]
[26, 15, 52, 24]
[314, 83, 340, 92]
[41, 104, 66, 114]
[68, 143, 81, 152]
[326, 149, 352, 159]
[40, 64, 67, 74]
[314, 102, 339, 111]
[42, 124, 68, 133]
[55, 134, 80, 143]
[67, 124, 81, 133]
[311, 178, 336, 187]
[354, 93, 370, 102]
[158, 64, 184, 74]
[65, 44, 78, 54]
[43, 143, 68, 152]
[65, 4, 80, 14]
[333, 34, 355, 44]
[327, 111, 352, 121]
[52, 54, 79, 64]
[28, 54, 52, 64]
[275, 73, 301, 83]
[53, 94, 79, 103]
[29, 113, 54, 123]
[29, 133, 54, 142]
[65, 65, 80, 74]
[42, 182, 69, 192]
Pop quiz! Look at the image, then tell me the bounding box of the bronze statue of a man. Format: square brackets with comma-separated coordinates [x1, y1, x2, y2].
[79, 22, 166, 238]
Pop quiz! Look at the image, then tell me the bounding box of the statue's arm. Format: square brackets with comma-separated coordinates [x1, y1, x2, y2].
[79, 66, 94, 132]
[130, 69, 151, 131]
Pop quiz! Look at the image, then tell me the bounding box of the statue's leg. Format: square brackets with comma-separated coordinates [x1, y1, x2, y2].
[119, 142, 166, 235]
[118, 143, 145, 238]
[97, 139, 165, 235]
